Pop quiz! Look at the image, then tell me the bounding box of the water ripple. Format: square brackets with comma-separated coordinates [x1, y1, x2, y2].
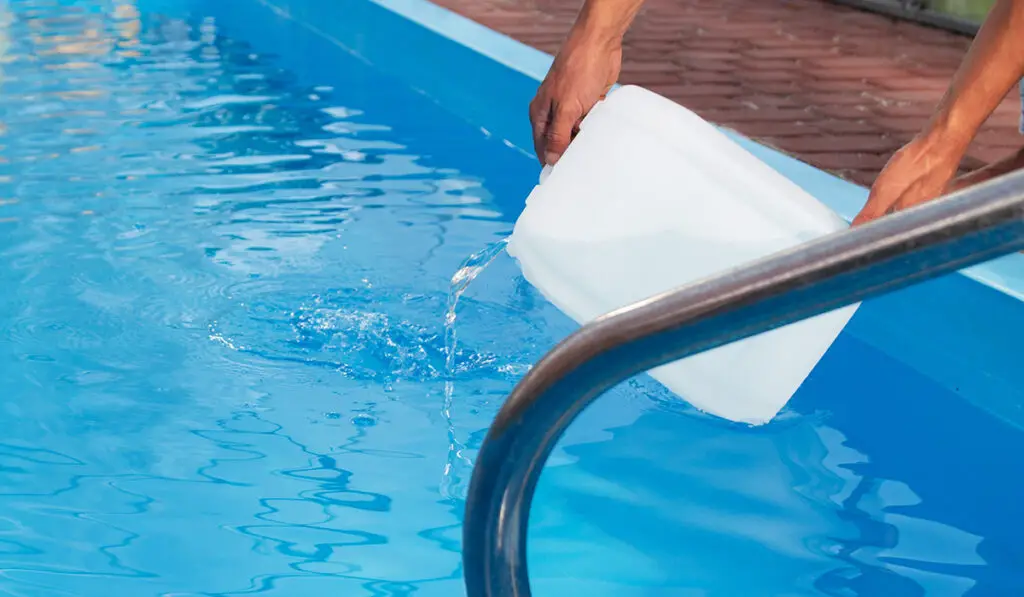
[1, 1, 1018, 596]
[208, 285, 536, 389]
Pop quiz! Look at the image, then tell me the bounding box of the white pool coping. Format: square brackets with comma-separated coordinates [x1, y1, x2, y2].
[367, 0, 1024, 304]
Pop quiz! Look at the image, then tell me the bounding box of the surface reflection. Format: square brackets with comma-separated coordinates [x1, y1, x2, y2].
[0, 1, 1021, 596]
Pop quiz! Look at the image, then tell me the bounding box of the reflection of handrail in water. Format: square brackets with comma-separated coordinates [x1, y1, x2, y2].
[461, 168, 1024, 597]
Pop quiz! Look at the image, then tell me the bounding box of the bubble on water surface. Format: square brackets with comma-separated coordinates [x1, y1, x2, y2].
[351, 413, 377, 428]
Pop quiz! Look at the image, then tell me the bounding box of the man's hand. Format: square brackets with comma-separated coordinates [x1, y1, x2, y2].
[853, 0, 1024, 226]
[853, 135, 962, 226]
[529, 33, 622, 166]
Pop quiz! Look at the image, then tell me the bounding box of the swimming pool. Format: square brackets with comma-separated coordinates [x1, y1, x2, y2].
[0, 0, 1022, 596]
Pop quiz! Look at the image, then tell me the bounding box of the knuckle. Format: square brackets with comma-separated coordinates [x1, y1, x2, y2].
[544, 127, 567, 144]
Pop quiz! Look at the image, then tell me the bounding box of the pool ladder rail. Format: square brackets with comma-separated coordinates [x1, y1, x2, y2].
[461, 169, 1024, 597]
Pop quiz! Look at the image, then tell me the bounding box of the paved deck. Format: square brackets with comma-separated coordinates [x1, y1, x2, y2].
[431, 0, 1022, 186]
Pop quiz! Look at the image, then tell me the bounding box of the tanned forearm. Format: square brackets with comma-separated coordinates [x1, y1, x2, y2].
[569, 0, 647, 48]
[923, 0, 1024, 155]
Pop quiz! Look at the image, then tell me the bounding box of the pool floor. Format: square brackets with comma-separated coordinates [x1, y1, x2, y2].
[0, 2, 1021, 596]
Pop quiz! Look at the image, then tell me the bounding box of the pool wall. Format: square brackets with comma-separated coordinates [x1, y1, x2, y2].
[138, 0, 1024, 429]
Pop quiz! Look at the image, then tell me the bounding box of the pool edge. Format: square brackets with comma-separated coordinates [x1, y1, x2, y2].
[142, 0, 1024, 428]
[364, 0, 1024, 305]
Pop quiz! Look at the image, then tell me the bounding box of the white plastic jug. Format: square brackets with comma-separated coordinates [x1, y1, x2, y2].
[507, 85, 859, 425]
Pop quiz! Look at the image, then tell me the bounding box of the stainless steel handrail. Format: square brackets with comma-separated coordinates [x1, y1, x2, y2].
[462, 169, 1024, 597]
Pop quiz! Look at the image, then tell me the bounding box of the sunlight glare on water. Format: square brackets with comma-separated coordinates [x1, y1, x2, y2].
[0, 1, 1022, 597]
[0, 2, 540, 595]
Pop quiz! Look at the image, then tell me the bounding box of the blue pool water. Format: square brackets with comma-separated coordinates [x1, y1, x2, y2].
[1, 2, 1023, 596]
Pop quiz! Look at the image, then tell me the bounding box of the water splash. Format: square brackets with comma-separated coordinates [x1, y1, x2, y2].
[440, 237, 509, 500]
[444, 237, 509, 375]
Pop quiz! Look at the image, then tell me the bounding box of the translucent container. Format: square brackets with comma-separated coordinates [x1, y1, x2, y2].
[507, 85, 859, 425]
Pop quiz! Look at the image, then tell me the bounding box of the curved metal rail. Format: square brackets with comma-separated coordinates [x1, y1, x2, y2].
[462, 169, 1024, 597]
